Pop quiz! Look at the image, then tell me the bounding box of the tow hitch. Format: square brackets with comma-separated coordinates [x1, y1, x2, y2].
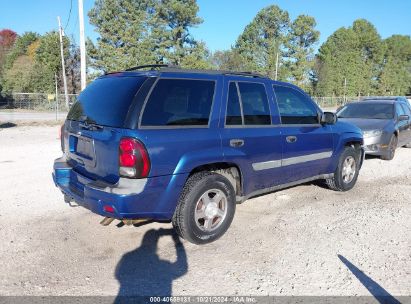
[64, 194, 79, 207]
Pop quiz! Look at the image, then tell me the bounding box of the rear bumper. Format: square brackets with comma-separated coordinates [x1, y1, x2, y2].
[52, 156, 187, 220]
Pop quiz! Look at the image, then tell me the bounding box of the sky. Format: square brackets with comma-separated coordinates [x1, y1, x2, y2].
[1, 0, 410, 52]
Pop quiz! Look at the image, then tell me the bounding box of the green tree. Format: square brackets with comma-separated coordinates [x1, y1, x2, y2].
[233, 5, 319, 87]
[88, 0, 156, 72]
[34, 31, 70, 93]
[235, 5, 290, 79]
[287, 15, 319, 92]
[179, 41, 212, 69]
[315, 19, 383, 97]
[153, 0, 202, 65]
[3, 32, 38, 70]
[1, 31, 76, 94]
[315, 27, 362, 96]
[378, 35, 411, 95]
[36, 31, 68, 73]
[211, 49, 245, 71]
[2, 54, 50, 93]
[88, 0, 204, 72]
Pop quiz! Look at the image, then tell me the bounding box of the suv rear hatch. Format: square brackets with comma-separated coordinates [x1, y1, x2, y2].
[63, 74, 147, 184]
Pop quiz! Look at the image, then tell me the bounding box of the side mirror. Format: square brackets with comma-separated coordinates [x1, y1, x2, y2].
[321, 112, 337, 125]
[398, 114, 409, 121]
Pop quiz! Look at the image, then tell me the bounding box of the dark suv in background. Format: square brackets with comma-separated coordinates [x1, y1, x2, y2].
[53, 65, 364, 244]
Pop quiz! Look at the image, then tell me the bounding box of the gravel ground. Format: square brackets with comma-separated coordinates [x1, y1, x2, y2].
[0, 126, 410, 297]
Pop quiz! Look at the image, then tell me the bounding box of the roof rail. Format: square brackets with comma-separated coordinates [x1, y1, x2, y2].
[124, 64, 170, 71]
[223, 71, 266, 78]
[362, 96, 404, 100]
[159, 67, 267, 78]
[108, 64, 269, 79]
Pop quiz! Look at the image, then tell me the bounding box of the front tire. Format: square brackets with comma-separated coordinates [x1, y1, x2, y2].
[172, 172, 236, 245]
[326, 146, 360, 191]
[381, 134, 397, 161]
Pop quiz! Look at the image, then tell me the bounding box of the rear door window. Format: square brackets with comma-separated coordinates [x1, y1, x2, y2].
[238, 82, 271, 125]
[67, 76, 145, 127]
[225, 82, 243, 125]
[140, 79, 215, 127]
[396, 103, 406, 117]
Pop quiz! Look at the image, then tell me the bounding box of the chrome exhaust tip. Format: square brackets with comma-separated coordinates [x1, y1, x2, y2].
[100, 217, 115, 226]
[122, 219, 151, 226]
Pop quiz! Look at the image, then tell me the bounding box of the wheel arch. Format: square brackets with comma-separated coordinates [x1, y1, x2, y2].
[189, 162, 243, 199]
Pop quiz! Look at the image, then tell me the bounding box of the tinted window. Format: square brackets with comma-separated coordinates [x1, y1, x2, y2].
[337, 103, 394, 119]
[273, 85, 319, 124]
[67, 76, 145, 127]
[226, 83, 243, 125]
[400, 103, 411, 116]
[396, 103, 406, 116]
[238, 82, 271, 125]
[141, 79, 215, 126]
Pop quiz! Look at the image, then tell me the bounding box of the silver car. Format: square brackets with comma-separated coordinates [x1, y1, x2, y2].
[337, 99, 411, 160]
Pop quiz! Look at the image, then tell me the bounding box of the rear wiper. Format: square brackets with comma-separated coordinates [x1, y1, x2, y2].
[79, 122, 103, 131]
[78, 115, 103, 130]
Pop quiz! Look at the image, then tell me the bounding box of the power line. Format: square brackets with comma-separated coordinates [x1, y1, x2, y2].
[64, 0, 73, 31]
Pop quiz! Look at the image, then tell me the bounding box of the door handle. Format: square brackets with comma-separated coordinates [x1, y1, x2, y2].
[286, 136, 297, 143]
[230, 139, 244, 147]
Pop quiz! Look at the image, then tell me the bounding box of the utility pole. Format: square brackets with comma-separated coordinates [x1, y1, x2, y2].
[57, 16, 69, 109]
[274, 52, 279, 81]
[55, 73, 59, 121]
[78, 0, 87, 90]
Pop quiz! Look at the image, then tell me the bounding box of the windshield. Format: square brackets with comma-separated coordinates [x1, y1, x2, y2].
[337, 103, 394, 119]
[67, 76, 146, 127]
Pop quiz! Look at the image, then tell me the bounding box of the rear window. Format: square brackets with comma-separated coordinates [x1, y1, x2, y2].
[67, 76, 145, 127]
[140, 79, 215, 127]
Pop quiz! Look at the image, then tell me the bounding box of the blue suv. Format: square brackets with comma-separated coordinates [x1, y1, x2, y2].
[53, 65, 364, 244]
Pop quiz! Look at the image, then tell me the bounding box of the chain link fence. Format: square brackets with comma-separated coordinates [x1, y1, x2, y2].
[313, 96, 411, 109]
[1, 92, 410, 112]
[0, 93, 78, 112]
[312, 96, 354, 109]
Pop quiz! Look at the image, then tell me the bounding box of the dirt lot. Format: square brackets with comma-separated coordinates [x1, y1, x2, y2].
[0, 125, 410, 297]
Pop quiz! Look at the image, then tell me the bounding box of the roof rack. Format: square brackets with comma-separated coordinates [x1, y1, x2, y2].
[158, 67, 266, 78]
[124, 64, 170, 71]
[362, 96, 405, 100]
[108, 64, 268, 79]
[223, 71, 265, 78]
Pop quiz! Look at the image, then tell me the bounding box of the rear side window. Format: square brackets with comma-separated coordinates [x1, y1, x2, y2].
[273, 85, 319, 124]
[140, 79, 215, 127]
[238, 82, 271, 125]
[400, 103, 411, 116]
[396, 103, 406, 117]
[67, 76, 145, 127]
[226, 83, 243, 125]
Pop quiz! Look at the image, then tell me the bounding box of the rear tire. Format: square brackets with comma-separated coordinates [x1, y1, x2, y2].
[381, 134, 397, 161]
[326, 146, 360, 191]
[172, 172, 236, 245]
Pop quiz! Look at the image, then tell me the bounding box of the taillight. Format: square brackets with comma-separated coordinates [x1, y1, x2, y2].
[60, 124, 65, 152]
[119, 137, 150, 178]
